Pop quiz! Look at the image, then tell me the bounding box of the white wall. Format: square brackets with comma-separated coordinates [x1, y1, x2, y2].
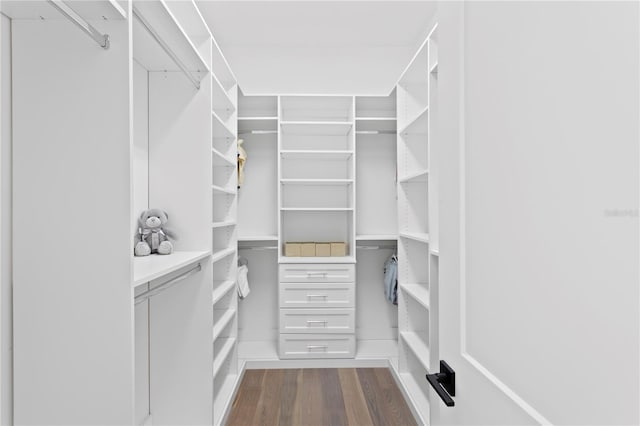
[0, 12, 11, 426]
[223, 45, 413, 95]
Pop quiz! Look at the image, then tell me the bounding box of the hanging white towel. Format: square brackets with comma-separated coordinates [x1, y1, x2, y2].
[237, 264, 250, 299]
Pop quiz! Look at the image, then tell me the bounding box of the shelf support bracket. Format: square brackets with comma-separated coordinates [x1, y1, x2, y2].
[47, 0, 110, 49]
[132, 6, 201, 90]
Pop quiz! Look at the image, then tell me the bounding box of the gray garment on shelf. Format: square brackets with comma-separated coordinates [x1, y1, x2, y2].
[384, 254, 398, 305]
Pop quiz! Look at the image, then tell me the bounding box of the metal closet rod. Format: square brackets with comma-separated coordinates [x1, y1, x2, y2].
[134, 263, 202, 305]
[132, 6, 201, 90]
[239, 246, 278, 250]
[356, 130, 396, 135]
[357, 245, 397, 250]
[239, 130, 278, 135]
[47, 0, 110, 49]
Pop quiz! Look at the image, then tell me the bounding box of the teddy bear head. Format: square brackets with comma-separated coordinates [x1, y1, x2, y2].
[139, 209, 169, 229]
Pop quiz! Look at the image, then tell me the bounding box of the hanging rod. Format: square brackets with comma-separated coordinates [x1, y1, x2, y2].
[47, 0, 110, 49]
[356, 130, 396, 135]
[134, 263, 201, 305]
[238, 130, 278, 135]
[132, 6, 201, 90]
[356, 245, 397, 250]
[238, 246, 278, 250]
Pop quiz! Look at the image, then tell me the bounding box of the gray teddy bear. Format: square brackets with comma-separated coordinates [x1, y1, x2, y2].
[134, 209, 175, 256]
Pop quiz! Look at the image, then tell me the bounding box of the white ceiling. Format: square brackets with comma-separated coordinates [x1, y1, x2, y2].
[196, 1, 437, 95]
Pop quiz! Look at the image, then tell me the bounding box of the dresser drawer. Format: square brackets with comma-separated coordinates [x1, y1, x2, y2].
[279, 334, 356, 359]
[279, 264, 355, 283]
[280, 308, 354, 334]
[279, 282, 354, 308]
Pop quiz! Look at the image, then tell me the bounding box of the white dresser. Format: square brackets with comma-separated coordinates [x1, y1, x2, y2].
[278, 263, 356, 359]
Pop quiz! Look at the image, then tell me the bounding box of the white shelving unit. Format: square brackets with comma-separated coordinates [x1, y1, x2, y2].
[209, 34, 239, 426]
[7, 0, 440, 420]
[395, 24, 439, 425]
[279, 96, 356, 263]
[8, 0, 226, 424]
[354, 91, 399, 366]
[235, 92, 281, 367]
[235, 92, 399, 366]
[277, 96, 357, 359]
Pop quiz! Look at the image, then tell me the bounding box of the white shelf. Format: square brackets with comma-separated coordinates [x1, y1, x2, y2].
[132, 250, 211, 288]
[280, 121, 353, 136]
[213, 309, 236, 341]
[399, 169, 429, 183]
[212, 280, 236, 305]
[213, 373, 240, 425]
[281, 207, 354, 212]
[355, 117, 397, 121]
[238, 235, 278, 242]
[212, 147, 235, 167]
[238, 116, 278, 121]
[280, 179, 354, 186]
[399, 105, 429, 135]
[211, 247, 235, 264]
[212, 185, 236, 195]
[238, 117, 278, 134]
[401, 284, 430, 310]
[398, 372, 430, 424]
[212, 110, 236, 139]
[212, 220, 236, 229]
[400, 332, 431, 371]
[430, 247, 440, 256]
[356, 234, 398, 241]
[212, 73, 236, 117]
[399, 232, 430, 244]
[213, 338, 236, 379]
[279, 256, 357, 264]
[430, 62, 439, 74]
[238, 340, 278, 360]
[280, 150, 353, 160]
[1, 0, 127, 20]
[162, 1, 209, 40]
[280, 120, 352, 125]
[132, 1, 210, 75]
[356, 339, 399, 359]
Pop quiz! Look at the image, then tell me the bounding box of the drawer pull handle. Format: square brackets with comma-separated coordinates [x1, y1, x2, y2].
[307, 320, 328, 326]
[307, 272, 328, 277]
[307, 294, 328, 298]
[307, 345, 328, 351]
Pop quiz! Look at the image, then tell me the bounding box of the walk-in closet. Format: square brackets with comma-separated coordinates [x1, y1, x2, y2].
[1, 1, 638, 425]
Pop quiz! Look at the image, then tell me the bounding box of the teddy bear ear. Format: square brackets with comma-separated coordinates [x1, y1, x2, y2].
[139, 210, 149, 221]
[162, 211, 169, 220]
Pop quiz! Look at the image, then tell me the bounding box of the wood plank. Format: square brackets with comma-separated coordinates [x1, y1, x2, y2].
[373, 368, 418, 426]
[338, 368, 374, 426]
[227, 370, 264, 425]
[279, 369, 301, 426]
[356, 368, 388, 426]
[252, 369, 285, 425]
[294, 368, 328, 426]
[319, 368, 348, 425]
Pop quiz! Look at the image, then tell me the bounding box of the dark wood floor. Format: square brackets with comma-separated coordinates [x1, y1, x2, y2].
[226, 368, 417, 426]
